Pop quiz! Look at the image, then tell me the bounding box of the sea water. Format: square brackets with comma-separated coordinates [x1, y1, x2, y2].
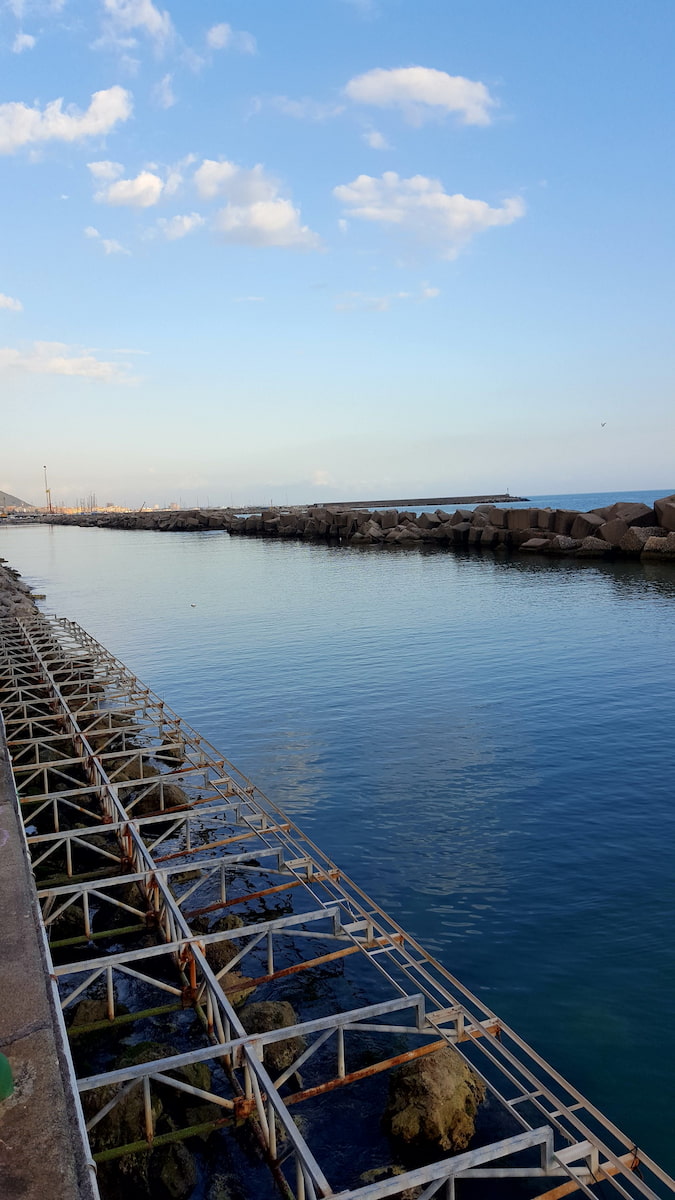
[1, 513, 674, 1171]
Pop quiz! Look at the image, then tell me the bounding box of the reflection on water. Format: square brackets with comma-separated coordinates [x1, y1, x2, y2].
[2, 523, 675, 1170]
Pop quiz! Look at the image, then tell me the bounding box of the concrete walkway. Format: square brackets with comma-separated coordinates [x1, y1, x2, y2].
[0, 725, 95, 1200]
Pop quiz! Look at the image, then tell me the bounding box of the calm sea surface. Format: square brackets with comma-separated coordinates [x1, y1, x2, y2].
[2, 512, 674, 1171]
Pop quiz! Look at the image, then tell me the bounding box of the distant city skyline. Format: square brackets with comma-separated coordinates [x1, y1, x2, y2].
[1, 1, 674, 506]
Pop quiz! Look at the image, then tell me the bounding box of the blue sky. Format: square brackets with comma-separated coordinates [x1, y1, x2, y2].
[1, 0, 674, 507]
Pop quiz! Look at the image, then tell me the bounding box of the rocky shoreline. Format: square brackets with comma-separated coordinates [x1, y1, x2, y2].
[0, 559, 40, 621]
[43, 494, 675, 561]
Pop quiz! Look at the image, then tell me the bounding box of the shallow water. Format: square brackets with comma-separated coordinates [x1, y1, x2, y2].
[2, 522, 674, 1171]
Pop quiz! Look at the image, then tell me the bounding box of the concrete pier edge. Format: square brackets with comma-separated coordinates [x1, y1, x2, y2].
[0, 714, 97, 1200]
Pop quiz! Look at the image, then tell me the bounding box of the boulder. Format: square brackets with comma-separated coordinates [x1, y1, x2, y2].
[576, 536, 611, 557]
[383, 1046, 485, 1154]
[536, 509, 554, 531]
[655, 494, 675, 532]
[542, 535, 580, 554]
[362, 519, 386, 541]
[552, 510, 578, 535]
[641, 532, 675, 560]
[619, 526, 665, 554]
[605, 501, 656, 527]
[417, 512, 441, 529]
[506, 508, 535, 532]
[205, 914, 244, 973]
[570, 512, 605, 539]
[450, 510, 472, 526]
[380, 510, 399, 530]
[479, 525, 498, 548]
[469, 511, 487, 528]
[434, 509, 452, 523]
[467, 526, 483, 546]
[520, 538, 549, 551]
[598, 518, 629, 546]
[238, 1001, 305, 1076]
[449, 522, 471, 545]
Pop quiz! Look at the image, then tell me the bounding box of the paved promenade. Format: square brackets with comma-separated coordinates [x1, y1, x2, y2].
[0, 727, 93, 1200]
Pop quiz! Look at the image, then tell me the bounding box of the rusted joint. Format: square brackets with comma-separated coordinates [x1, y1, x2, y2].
[233, 1096, 256, 1121]
[144, 909, 159, 929]
[120, 855, 135, 874]
[181, 984, 199, 1009]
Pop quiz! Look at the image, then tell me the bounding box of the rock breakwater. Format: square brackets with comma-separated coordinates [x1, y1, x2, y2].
[0, 559, 40, 620]
[44, 494, 675, 561]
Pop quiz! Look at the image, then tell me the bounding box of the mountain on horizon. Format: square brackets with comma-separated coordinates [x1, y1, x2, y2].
[0, 489, 35, 509]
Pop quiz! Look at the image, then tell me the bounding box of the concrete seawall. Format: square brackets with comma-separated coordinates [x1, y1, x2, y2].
[44, 494, 675, 561]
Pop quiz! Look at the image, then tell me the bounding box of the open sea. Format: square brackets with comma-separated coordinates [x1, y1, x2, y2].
[1, 490, 674, 1173]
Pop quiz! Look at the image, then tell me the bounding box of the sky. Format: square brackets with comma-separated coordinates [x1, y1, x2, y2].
[1, 0, 674, 508]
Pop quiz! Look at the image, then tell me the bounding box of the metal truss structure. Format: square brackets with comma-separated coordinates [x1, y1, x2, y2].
[1, 609, 673, 1200]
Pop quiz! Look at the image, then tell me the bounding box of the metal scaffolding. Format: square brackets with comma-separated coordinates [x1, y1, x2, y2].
[1, 608, 673, 1200]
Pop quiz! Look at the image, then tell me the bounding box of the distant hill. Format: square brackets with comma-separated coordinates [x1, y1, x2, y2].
[0, 489, 35, 509]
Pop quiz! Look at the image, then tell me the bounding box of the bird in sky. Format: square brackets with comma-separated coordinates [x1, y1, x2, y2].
[601, 422, 607, 427]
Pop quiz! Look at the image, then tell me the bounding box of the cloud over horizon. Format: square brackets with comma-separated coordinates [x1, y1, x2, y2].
[0, 341, 135, 381]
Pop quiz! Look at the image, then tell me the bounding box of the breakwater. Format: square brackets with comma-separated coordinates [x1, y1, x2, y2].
[45, 494, 675, 560]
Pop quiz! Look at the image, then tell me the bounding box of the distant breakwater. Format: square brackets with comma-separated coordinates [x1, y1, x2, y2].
[43, 495, 675, 561]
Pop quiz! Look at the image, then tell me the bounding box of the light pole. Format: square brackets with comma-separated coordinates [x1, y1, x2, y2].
[43, 465, 53, 513]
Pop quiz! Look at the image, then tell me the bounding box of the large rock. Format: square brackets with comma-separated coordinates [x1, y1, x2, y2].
[383, 1046, 485, 1154]
[570, 512, 605, 539]
[506, 508, 539, 532]
[655, 494, 675, 532]
[576, 536, 611, 557]
[417, 512, 441, 529]
[542, 535, 580, 554]
[598, 518, 629, 546]
[605, 501, 656, 527]
[619, 526, 665, 554]
[641, 532, 675, 560]
[449, 510, 472, 526]
[552, 510, 578, 535]
[238, 1001, 305, 1076]
[520, 537, 549, 551]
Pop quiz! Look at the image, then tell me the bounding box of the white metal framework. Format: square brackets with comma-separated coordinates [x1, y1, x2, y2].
[0, 609, 673, 1200]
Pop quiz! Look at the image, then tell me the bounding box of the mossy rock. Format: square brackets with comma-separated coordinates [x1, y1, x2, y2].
[238, 1001, 305, 1076]
[384, 1046, 485, 1155]
[205, 914, 244, 973]
[117, 1041, 211, 1093]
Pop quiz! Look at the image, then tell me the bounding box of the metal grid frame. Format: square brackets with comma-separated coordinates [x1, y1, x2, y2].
[0, 608, 673, 1200]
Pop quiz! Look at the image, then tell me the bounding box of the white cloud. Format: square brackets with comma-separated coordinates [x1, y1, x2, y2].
[0, 293, 23, 311]
[87, 159, 125, 181]
[0, 341, 134, 381]
[345, 66, 496, 126]
[194, 159, 273, 202]
[156, 212, 204, 239]
[214, 200, 320, 249]
[268, 96, 344, 120]
[193, 159, 320, 249]
[84, 226, 130, 254]
[362, 127, 389, 149]
[234, 295, 264, 303]
[102, 237, 130, 254]
[334, 172, 524, 257]
[0, 86, 132, 154]
[206, 22, 256, 54]
[335, 283, 440, 311]
[153, 72, 175, 108]
[12, 31, 36, 53]
[94, 168, 164, 207]
[100, 0, 174, 49]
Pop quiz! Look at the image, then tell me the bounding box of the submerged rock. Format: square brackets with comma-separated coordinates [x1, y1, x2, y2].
[383, 1046, 485, 1155]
